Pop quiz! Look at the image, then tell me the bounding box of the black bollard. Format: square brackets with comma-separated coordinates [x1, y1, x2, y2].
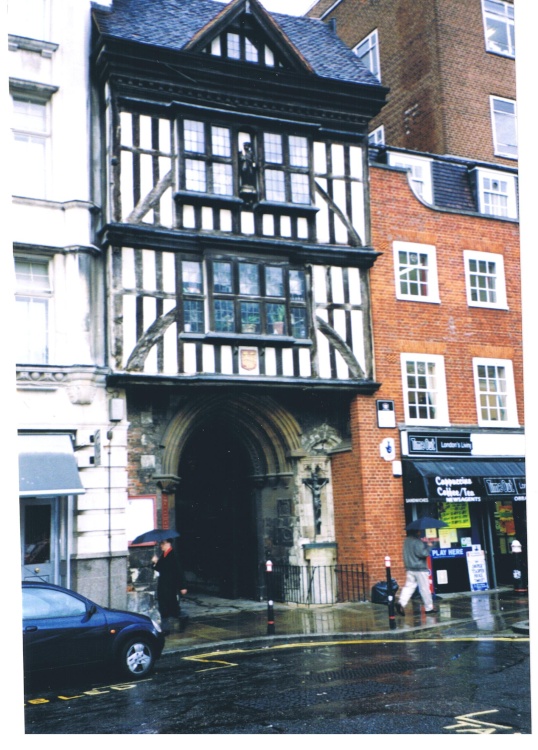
[266, 560, 275, 635]
[385, 555, 396, 630]
[511, 539, 528, 594]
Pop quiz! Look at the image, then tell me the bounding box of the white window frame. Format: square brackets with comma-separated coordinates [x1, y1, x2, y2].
[353, 29, 380, 80]
[473, 357, 519, 427]
[474, 167, 518, 219]
[482, 0, 515, 58]
[490, 96, 518, 159]
[15, 257, 53, 365]
[463, 250, 508, 309]
[11, 93, 52, 199]
[368, 126, 385, 146]
[400, 353, 450, 426]
[393, 241, 440, 304]
[388, 152, 433, 204]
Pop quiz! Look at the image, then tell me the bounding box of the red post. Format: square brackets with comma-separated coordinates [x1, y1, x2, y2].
[385, 555, 396, 630]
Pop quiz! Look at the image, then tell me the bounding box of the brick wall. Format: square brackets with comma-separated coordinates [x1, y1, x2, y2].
[309, 0, 516, 165]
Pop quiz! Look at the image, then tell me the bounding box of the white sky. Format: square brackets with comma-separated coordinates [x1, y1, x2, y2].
[214, 0, 317, 15]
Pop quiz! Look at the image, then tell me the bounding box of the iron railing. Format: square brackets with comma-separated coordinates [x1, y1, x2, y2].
[263, 563, 368, 605]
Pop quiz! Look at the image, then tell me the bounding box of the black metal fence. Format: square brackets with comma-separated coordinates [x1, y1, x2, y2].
[263, 563, 368, 605]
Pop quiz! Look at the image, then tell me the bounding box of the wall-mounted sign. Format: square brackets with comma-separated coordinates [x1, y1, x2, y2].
[379, 437, 395, 461]
[407, 432, 472, 456]
[377, 400, 396, 428]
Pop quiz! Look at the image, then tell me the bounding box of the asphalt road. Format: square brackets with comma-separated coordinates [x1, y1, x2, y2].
[23, 634, 531, 734]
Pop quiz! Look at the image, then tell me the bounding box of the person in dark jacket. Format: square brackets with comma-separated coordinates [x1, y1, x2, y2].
[395, 530, 438, 616]
[152, 539, 188, 634]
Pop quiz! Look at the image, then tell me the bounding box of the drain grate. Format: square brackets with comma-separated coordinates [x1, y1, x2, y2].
[307, 660, 416, 683]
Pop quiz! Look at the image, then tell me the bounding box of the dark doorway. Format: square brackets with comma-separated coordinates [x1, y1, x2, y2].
[175, 420, 258, 599]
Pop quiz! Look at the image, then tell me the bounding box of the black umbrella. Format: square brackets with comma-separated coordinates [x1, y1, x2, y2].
[131, 528, 180, 545]
[406, 517, 448, 531]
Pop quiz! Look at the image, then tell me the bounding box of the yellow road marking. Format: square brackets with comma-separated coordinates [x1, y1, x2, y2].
[180, 635, 529, 664]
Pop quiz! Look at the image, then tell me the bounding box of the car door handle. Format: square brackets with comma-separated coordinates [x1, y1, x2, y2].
[24, 626, 38, 632]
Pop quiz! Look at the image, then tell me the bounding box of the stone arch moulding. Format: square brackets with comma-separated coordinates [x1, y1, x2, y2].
[159, 392, 304, 482]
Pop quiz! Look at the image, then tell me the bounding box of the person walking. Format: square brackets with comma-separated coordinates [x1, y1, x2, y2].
[152, 538, 189, 634]
[395, 530, 439, 616]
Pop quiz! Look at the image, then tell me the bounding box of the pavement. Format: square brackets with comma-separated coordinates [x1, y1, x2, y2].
[161, 587, 530, 656]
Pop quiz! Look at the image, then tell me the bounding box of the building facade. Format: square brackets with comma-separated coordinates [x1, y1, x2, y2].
[309, 0, 517, 166]
[12, 0, 525, 609]
[89, 0, 389, 603]
[340, 148, 525, 592]
[10, 0, 130, 607]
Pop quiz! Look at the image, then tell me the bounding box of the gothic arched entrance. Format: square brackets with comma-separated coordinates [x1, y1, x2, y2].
[160, 392, 304, 600]
[177, 419, 257, 598]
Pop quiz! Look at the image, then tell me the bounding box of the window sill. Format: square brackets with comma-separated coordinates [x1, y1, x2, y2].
[174, 191, 243, 207]
[255, 201, 319, 215]
[179, 331, 312, 346]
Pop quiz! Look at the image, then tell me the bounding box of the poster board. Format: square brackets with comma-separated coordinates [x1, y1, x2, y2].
[127, 495, 156, 546]
[466, 546, 489, 591]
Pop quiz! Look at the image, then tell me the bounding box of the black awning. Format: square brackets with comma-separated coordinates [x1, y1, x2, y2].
[402, 458, 526, 504]
[19, 434, 85, 497]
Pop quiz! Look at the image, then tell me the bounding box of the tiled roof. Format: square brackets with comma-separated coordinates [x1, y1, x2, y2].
[92, 0, 381, 86]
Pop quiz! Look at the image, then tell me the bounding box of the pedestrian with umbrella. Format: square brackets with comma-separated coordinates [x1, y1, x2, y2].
[395, 517, 447, 618]
[132, 529, 188, 635]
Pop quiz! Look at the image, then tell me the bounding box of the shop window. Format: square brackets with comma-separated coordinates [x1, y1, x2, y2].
[464, 250, 508, 309]
[401, 353, 449, 425]
[393, 241, 440, 303]
[473, 358, 519, 426]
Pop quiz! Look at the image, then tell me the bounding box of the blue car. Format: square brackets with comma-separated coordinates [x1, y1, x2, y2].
[22, 582, 165, 678]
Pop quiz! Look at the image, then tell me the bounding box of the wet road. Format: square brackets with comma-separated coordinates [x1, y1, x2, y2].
[24, 634, 531, 734]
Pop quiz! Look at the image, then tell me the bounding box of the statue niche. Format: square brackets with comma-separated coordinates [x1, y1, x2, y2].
[239, 141, 258, 202]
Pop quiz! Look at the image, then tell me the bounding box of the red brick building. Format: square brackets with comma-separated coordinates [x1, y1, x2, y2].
[309, 0, 517, 166]
[333, 151, 524, 592]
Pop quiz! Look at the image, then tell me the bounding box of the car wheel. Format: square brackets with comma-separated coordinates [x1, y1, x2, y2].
[118, 638, 156, 678]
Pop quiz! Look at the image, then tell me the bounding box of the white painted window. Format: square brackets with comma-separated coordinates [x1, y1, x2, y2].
[401, 354, 449, 425]
[393, 242, 440, 303]
[388, 152, 433, 204]
[15, 258, 51, 364]
[473, 358, 518, 426]
[482, 1, 515, 57]
[463, 250, 508, 309]
[263, 133, 311, 205]
[474, 168, 518, 218]
[353, 29, 380, 80]
[490, 96, 517, 158]
[11, 98, 49, 198]
[368, 126, 385, 146]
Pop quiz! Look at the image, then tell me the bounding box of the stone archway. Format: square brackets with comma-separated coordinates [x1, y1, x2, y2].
[160, 393, 304, 599]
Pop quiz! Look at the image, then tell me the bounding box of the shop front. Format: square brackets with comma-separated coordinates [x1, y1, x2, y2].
[401, 431, 526, 594]
[19, 433, 85, 588]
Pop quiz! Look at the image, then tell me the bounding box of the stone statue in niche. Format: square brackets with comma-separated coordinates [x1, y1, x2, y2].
[239, 141, 258, 202]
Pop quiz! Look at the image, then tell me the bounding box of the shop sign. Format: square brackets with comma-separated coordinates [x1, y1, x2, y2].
[408, 433, 472, 456]
[431, 548, 465, 558]
[466, 547, 489, 591]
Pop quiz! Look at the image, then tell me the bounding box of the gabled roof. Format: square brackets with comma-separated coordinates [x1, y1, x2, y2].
[92, 0, 381, 86]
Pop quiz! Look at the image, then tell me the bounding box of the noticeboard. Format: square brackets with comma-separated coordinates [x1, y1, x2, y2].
[466, 547, 489, 591]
